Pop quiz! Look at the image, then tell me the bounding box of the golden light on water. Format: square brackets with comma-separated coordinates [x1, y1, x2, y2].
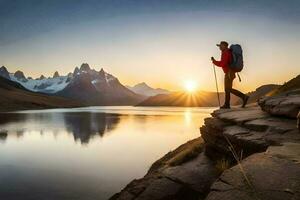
[184, 80, 198, 93]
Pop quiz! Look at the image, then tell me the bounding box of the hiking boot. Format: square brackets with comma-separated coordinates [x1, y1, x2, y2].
[220, 105, 230, 109]
[242, 95, 249, 108]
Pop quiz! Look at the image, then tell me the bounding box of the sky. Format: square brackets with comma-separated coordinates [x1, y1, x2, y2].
[0, 0, 299, 92]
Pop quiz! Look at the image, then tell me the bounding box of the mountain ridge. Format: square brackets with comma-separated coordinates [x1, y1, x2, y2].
[127, 82, 170, 97]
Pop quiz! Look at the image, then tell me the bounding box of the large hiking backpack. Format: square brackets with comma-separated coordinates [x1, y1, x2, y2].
[229, 44, 243, 72]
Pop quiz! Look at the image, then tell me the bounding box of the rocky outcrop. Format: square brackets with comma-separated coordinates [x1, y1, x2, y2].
[111, 95, 300, 200]
[110, 138, 220, 200]
[258, 94, 300, 118]
[202, 106, 299, 158]
[201, 104, 300, 200]
[234, 84, 280, 105]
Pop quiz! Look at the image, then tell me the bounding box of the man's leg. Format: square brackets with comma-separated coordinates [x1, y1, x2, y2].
[229, 71, 249, 107]
[231, 88, 245, 99]
[221, 72, 232, 108]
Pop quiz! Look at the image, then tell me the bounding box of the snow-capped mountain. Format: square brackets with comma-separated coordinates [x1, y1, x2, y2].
[9, 72, 69, 94]
[56, 64, 145, 105]
[127, 82, 170, 96]
[0, 65, 70, 93]
[0, 63, 145, 105]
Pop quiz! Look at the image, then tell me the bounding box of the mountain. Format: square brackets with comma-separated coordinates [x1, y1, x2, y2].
[0, 66, 10, 79]
[234, 84, 281, 105]
[0, 76, 82, 112]
[1, 63, 145, 106]
[9, 73, 69, 93]
[269, 74, 300, 95]
[127, 82, 170, 96]
[14, 70, 26, 81]
[53, 71, 60, 78]
[137, 91, 239, 107]
[55, 64, 145, 105]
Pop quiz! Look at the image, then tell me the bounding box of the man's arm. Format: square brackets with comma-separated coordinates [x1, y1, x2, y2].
[212, 52, 230, 68]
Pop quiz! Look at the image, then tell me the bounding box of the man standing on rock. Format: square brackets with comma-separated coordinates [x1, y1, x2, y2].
[211, 41, 249, 109]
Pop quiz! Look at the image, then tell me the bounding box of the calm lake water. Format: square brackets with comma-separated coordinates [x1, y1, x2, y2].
[0, 106, 215, 200]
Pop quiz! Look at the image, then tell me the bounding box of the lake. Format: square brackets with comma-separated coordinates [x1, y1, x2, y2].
[0, 106, 215, 200]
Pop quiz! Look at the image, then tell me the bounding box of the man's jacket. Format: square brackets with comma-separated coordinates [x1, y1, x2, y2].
[213, 49, 232, 73]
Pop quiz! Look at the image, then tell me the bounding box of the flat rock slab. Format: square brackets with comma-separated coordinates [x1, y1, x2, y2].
[259, 94, 300, 118]
[244, 117, 296, 133]
[212, 107, 269, 125]
[267, 142, 300, 164]
[205, 153, 300, 200]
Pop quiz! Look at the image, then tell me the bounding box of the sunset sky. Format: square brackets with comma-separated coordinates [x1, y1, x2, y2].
[0, 0, 299, 92]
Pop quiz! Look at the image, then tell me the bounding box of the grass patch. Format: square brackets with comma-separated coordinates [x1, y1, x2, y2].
[166, 139, 204, 166]
[148, 138, 204, 173]
[215, 158, 231, 173]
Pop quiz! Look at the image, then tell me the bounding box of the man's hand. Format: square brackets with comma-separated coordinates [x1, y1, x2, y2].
[211, 57, 215, 62]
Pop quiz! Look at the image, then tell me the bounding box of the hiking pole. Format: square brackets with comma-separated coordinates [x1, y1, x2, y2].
[212, 64, 221, 107]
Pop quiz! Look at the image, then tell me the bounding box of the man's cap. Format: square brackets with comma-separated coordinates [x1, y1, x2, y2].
[216, 41, 229, 47]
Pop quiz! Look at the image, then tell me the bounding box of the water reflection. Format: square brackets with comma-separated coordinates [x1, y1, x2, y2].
[0, 112, 121, 144]
[63, 112, 120, 144]
[0, 107, 214, 200]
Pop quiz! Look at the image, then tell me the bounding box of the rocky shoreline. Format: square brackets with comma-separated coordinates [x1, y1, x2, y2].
[110, 94, 300, 200]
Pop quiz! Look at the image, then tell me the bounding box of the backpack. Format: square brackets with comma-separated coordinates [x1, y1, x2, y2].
[229, 44, 243, 72]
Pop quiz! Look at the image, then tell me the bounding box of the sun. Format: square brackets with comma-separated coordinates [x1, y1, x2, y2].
[184, 80, 198, 93]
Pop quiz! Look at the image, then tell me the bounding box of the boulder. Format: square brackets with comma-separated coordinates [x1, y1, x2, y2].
[161, 153, 219, 194]
[205, 153, 300, 200]
[258, 95, 300, 118]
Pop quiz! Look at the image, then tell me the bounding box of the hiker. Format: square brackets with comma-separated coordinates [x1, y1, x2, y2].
[211, 41, 249, 109]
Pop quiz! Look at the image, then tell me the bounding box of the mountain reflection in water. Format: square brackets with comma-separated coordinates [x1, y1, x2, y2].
[0, 112, 121, 144]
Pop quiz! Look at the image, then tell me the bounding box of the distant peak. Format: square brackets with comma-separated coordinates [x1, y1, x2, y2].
[80, 63, 90, 71]
[0, 66, 10, 79]
[14, 70, 26, 79]
[53, 71, 60, 78]
[138, 82, 148, 86]
[39, 75, 46, 80]
[135, 82, 151, 88]
[0, 66, 8, 71]
[99, 68, 106, 78]
[73, 67, 80, 75]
